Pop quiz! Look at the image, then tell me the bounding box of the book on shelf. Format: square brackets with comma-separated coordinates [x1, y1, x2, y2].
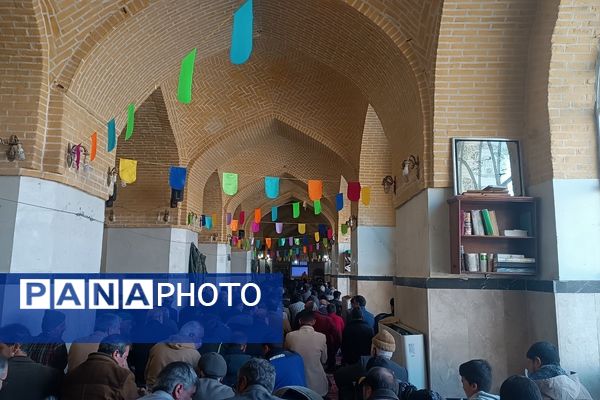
[481, 209, 494, 235]
[504, 229, 528, 237]
[463, 211, 472, 235]
[489, 210, 500, 236]
[470, 210, 485, 235]
[463, 186, 510, 196]
[495, 267, 535, 274]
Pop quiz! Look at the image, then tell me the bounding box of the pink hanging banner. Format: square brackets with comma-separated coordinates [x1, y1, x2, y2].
[347, 181, 361, 202]
[327, 228, 333, 239]
[239, 211, 246, 225]
[288, 237, 293, 246]
[252, 221, 260, 233]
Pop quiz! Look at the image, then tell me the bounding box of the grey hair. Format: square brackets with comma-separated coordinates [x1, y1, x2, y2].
[153, 362, 197, 393]
[238, 358, 276, 392]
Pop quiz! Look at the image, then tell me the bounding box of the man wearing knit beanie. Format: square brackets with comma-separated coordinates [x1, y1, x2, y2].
[335, 330, 409, 400]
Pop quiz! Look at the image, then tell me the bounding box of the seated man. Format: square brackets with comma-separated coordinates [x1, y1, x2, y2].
[0, 324, 61, 400]
[139, 361, 197, 400]
[145, 321, 203, 389]
[525, 341, 592, 400]
[68, 313, 121, 371]
[62, 334, 138, 400]
[263, 343, 306, 390]
[360, 367, 399, 400]
[335, 329, 408, 400]
[499, 375, 542, 400]
[27, 310, 68, 371]
[222, 332, 252, 387]
[459, 359, 499, 400]
[229, 358, 280, 400]
[194, 352, 234, 400]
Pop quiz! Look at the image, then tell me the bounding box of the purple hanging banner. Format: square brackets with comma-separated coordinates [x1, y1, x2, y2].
[276, 222, 283, 234]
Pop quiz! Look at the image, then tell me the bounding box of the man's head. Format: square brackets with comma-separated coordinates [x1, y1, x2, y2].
[333, 291, 341, 300]
[0, 324, 31, 356]
[179, 321, 204, 349]
[0, 356, 7, 391]
[94, 313, 121, 335]
[236, 358, 276, 394]
[298, 311, 316, 327]
[198, 352, 227, 380]
[459, 359, 493, 397]
[262, 342, 283, 357]
[499, 375, 542, 400]
[153, 361, 197, 400]
[326, 304, 336, 315]
[98, 334, 130, 368]
[352, 295, 367, 308]
[41, 310, 66, 338]
[230, 332, 248, 353]
[350, 307, 363, 321]
[526, 342, 560, 374]
[371, 330, 395, 359]
[361, 367, 398, 400]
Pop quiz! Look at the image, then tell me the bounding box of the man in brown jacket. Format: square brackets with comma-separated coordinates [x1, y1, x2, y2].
[68, 312, 121, 371]
[145, 321, 203, 389]
[62, 334, 139, 400]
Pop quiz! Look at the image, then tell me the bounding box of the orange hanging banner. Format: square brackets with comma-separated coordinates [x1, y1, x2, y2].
[231, 219, 239, 232]
[266, 238, 272, 249]
[254, 208, 261, 224]
[90, 132, 97, 161]
[308, 180, 323, 201]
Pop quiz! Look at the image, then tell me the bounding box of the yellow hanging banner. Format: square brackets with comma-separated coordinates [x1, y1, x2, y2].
[119, 158, 137, 184]
[298, 224, 306, 234]
[361, 187, 371, 206]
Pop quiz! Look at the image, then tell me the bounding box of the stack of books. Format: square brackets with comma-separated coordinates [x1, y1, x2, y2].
[463, 185, 510, 196]
[495, 254, 536, 274]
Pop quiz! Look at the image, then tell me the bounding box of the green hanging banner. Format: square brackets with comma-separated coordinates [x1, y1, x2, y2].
[314, 199, 321, 215]
[222, 173, 239, 195]
[177, 48, 197, 104]
[341, 223, 348, 235]
[292, 202, 300, 218]
[125, 103, 135, 140]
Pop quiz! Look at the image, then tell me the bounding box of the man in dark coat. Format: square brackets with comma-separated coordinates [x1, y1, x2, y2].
[62, 334, 139, 400]
[341, 308, 374, 365]
[222, 332, 253, 387]
[27, 310, 68, 371]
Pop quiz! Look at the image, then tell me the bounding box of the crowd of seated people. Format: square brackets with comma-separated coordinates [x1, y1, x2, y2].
[0, 278, 594, 400]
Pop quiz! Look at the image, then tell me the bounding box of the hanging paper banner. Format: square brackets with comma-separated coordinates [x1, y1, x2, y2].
[303, 246, 307, 254]
[107, 118, 116, 152]
[361, 187, 371, 206]
[265, 176, 280, 199]
[348, 181, 361, 202]
[266, 238, 271, 249]
[298, 224, 306, 234]
[309, 244, 313, 252]
[303, 235, 309, 245]
[169, 166, 187, 191]
[308, 180, 323, 201]
[271, 206, 278, 222]
[318, 224, 327, 236]
[231, 219, 239, 232]
[119, 158, 137, 184]
[288, 237, 293, 246]
[230, 0, 253, 64]
[254, 208, 261, 224]
[125, 103, 135, 140]
[336, 193, 344, 211]
[327, 228, 333, 239]
[238, 240, 243, 249]
[232, 236, 239, 246]
[293, 202, 300, 218]
[295, 248, 300, 255]
[239, 211, 246, 225]
[212, 214, 217, 225]
[205, 216, 213, 230]
[201, 215, 206, 227]
[315, 232, 320, 243]
[252, 221, 260, 233]
[276, 223, 283, 234]
[222, 173, 238, 195]
[323, 238, 329, 246]
[279, 238, 285, 247]
[90, 132, 97, 161]
[294, 238, 301, 246]
[226, 213, 232, 225]
[314, 199, 321, 215]
[177, 48, 197, 104]
[255, 239, 261, 249]
[316, 243, 320, 250]
[341, 223, 348, 235]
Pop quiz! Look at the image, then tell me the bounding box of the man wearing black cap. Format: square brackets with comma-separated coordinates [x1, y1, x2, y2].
[194, 352, 235, 400]
[27, 310, 68, 371]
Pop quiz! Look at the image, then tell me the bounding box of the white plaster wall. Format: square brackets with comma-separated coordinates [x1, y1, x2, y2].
[555, 292, 600, 399]
[198, 243, 229, 273]
[356, 226, 394, 276]
[356, 280, 394, 315]
[1, 177, 104, 273]
[528, 180, 559, 280]
[103, 227, 171, 272]
[231, 250, 251, 273]
[169, 228, 198, 273]
[0, 176, 19, 272]
[427, 189, 452, 275]
[395, 190, 430, 277]
[553, 179, 600, 280]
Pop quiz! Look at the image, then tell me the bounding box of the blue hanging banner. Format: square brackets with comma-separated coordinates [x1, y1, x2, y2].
[255, 239, 261, 250]
[336, 193, 344, 211]
[230, 0, 253, 65]
[265, 176, 280, 199]
[319, 224, 327, 237]
[107, 118, 116, 152]
[271, 206, 278, 222]
[201, 215, 206, 227]
[205, 216, 213, 230]
[169, 167, 187, 190]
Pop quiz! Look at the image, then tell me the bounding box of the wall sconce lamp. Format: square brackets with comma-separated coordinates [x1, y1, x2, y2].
[346, 215, 358, 231]
[157, 209, 171, 223]
[381, 175, 396, 194]
[106, 167, 117, 187]
[107, 209, 116, 223]
[402, 155, 420, 182]
[66, 143, 91, 172]
[0, 135, 25, 162]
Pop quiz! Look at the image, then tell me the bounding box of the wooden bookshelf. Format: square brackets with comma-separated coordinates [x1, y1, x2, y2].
[447, 195, 538, 275]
